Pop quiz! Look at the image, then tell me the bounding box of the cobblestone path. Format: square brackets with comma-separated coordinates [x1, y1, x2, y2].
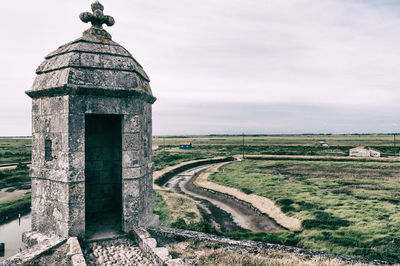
[83, 238, 156, 266]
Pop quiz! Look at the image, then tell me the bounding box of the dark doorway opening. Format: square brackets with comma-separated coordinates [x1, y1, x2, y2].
[85, 114, 122, 239]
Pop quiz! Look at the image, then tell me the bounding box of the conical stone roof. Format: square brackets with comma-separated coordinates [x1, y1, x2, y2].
[26, 1, 155, 104]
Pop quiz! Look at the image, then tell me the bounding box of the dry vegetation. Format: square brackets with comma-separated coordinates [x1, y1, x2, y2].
[153, 190, 203, 227]
[166, 240, 369, 266]
[209, 160, 400, 262]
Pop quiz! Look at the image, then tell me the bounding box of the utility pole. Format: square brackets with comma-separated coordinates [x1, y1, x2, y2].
[394, 134, 396, 148]
[242, 133, 245, 160]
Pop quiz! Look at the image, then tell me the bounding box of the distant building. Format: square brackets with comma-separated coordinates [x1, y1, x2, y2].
[318, 140, 328, 147]
[349, 147, 370, 157]
[179, 142, 192, 149]
[369, 149, 381, 157]
[349, 147, 380, 157]
[152, 143, 159, 150]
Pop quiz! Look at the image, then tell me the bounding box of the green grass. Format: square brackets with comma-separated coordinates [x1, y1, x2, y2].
[153, 150, 211, 171]
[209, 159, 400, 263]
[0, 168, 30, 190]
[0, 193, 31, 224]
[153, 190, 172, 224]
[0, 137, 31, 164]
[154, 134, 400, 148]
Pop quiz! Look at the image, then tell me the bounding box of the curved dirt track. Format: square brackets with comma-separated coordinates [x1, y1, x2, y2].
[163, 165, 283, 233]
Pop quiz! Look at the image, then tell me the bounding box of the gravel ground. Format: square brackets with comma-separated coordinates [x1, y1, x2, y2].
[83, 238, 156, 266]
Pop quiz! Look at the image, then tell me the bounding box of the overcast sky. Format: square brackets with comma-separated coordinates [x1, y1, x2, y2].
[2, 0, 400, 136]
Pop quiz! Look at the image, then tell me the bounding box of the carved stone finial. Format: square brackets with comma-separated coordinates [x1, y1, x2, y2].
[80, 1, 115, 39]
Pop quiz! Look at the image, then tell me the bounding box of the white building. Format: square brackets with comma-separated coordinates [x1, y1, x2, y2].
[369, 149, 381, 157]
[349, 147, 380, 157]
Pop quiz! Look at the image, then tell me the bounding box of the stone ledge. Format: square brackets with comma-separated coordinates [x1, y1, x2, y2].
[67, 237, 86, 266]
[26, 85, 156, 104]
[1, 233, 65, 266]
[147, 226, 387, 266]
[130, 227, 185, 266]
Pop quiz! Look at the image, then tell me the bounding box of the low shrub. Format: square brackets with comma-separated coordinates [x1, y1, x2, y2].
[302, 211, 351, 230]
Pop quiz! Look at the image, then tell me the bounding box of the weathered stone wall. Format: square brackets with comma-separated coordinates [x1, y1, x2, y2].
[30, 96, 71, 238]
[30, 94, 155, 238]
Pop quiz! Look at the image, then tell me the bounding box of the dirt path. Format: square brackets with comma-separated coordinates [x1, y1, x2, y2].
[163, 165, 283, 233]
[196, 162, 302, 231]
[0, 188, 30, 203]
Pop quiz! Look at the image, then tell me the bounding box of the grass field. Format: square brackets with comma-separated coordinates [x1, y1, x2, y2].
[0, 193, 31, 224]
[2, 135, 400, 262]
[0, 167, 30, 190]
[153, 134, 400, 147]
[0, 137, 31, 165]
[209, 159, 400, 262]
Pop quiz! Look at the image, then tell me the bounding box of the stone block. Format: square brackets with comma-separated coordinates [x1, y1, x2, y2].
[55, 220, 69, 238]
[68, 96, 87, 114]
[68, 114, 84, 134]
[154, 247, 170, 260]
[40, 98, 52, 116]
[61, 133, 69, 152]
[32, 133, 43, 152]
[143, 238, 157, 249]
[122, 133, 141, 151]
[122, 179, 140, 198]
[134, 227, 151, 239]
[70, 254, 86, 266]
[68, 169, 85, 182]
[45, 181, 69, 203]
[37, 214, 57, 235]
[32, 115, 42, 134]
[68, 131, 84, 153]
[67, 237, 82, 255]
[32, 99, 41, 115]
[69, 152, 84, 172]
[68, 204, 85, 236]
[50, 114, 68, 133]
[85, 96, 124, 114]
[31, 196, 45, 215]
[31, 150, 44, 168]
[54, 151, 69, 171]
[122, 150, 141, 168]
[69, 182, 85, 204]
[49, 132, 64, 152]
[41, 96, 68, 115]
[125, 98, 141, 115]
[122, 167, 141, 179]
[51, 96, 68, 114]
[122, 115, 141, 133]
[30, 166, 45, 179]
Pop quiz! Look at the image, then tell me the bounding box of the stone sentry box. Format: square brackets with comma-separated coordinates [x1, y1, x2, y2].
[25, 1, 157, 239]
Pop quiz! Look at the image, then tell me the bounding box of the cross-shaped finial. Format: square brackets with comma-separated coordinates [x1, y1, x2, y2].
[80, 1, 115, 39]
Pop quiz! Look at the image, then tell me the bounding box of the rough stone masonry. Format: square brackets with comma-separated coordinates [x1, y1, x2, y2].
[25, 0, 158, 240]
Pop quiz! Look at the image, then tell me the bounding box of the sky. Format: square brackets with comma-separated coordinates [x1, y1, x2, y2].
[2, 0, 400, 135]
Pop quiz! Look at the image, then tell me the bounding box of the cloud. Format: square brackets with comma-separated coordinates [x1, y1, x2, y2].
[1, 0, 400, 135]
[153, 100, 400, 135]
